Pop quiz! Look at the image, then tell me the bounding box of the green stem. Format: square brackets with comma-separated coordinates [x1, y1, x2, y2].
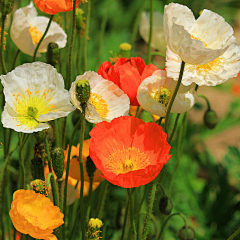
[135, 106, 140, 118]
[142, 179, 157, 240]
[83, 0, 91, 72]
[0, 15, 7, 74]
[58, 179, 63, 212]
[66, 0, 77, 89]
[168, 113, 181, 143]
[54, 119, 60, 147]
[12, 49, 20, 70]
[157, 213, 187, 240]
[46, 173, 59, 208]
[198, 94, 211, 110]
[150, 52, 166, 58]
[157, 117, 164, 125]
[95, 181, 108, 218]
[164, 61, 185, 134]
[127, 189, 137, 240]
[146, 0, 153, 65]
[227, 227, 240, 240]
[136, 186, 148, 227]
[32, 15, 54, 62]
[86, 177, 93, 222]
[120, 199, 129, 240]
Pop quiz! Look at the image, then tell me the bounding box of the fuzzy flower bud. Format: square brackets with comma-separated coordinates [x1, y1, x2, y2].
[204, 109, 218, 129]
[0, 0, 13, 16]
[51, 147, 64, 179]
[86, 218, 103, 240]
[159, 196, 173, 215]
[30, 179, 51, 196]
[86, 156, 96, 179]
[178, 226, 195, 240]
[31, 157, 45, 180]
[34, 129, 47, 144]
[120, 43, 132, 59]
[47, 42, 60, 67]
[76, 79, 90, 104]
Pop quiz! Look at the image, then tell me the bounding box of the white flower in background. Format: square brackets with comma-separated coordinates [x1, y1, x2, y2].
[70, 71, 130, 123]
[10, 2, 67, 57]
[1, 62, 75, 133]
[164, 3, 236, 65]
[166, 43, 240, 86]
[137, 70, 197, 117]
[139, 11, 166, 53]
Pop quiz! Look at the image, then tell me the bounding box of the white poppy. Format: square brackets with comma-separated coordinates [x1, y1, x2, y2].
[70, 71, 130, 123]
[10, 2, 67, 57]
[164, 3, 236, 65]
[139, 11, 166, 53]
[137, 70, 197, 117]
[166, 43, 240, 86]
[1, 62, 75, 133]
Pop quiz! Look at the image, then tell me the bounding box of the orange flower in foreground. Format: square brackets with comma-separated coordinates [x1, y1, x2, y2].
[89, 116, 171, 188]
[34, 0, 80, 15]
[9, 190, 63, 240]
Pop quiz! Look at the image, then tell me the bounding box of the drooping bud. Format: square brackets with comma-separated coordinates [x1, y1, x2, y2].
[47, 42, 60, 67]
[86, 218, 103, 240]
[30, 179, 51, 196]
[51, 147, 64, 179]
[75, 79, 90, 104]
[159, 196, 173, 215]
[86, 156, 96, 179]
[178, 226, 195, 240]
[203, 109, 218, 129]
[0, 0, 14, 16]
[31, 157, 45, 180]
[120, 43, 132, 59]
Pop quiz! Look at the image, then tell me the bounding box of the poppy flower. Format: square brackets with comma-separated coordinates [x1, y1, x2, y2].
[97, 57, 158, 106]
[89, 116, 171, 188]
[10, 2, 67, 57]
[70, 71, 130, 123]
[137, 70, 197, 116]
[1, 62, 75, 133]
[9, 190, 64, 240]
[34, 0, 80, 15]
[164, 3, 236, 65]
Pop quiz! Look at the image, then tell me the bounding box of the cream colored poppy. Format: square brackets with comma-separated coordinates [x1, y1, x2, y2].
[70, 71, 130, 124]
[1, 62, 75, 133]
[10, 2, 66, 57]
[164, 3, 236, 65]
[137, 70, 197, 117]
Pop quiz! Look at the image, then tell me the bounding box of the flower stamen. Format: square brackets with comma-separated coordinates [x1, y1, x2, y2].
[89, 93, 109, 118]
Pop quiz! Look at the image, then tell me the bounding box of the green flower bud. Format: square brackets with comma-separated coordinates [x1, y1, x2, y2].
[159, 196, 173, 215]
[0, 0, 13, 16]
[31, 157, 45, 180]
[178, 226, 195, 240]
[204, 109, 218, 129]
[120, 43, 132, 59]
[34, 129, 47, 144]
[47, 42, 60, 67]
[51, 147, 64, 179]
[76, 79, 90, 104]
[86, 156, 96, 179]
[30, 179, 51, 196]
[86, 218, 103, 240]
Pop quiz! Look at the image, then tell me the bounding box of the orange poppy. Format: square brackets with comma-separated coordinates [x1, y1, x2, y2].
[9, 190, 63, 240]
[34, 0, 80, 15]
[89, 116, 171, 188]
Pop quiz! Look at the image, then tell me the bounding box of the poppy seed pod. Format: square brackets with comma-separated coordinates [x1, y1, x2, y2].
[178, 226, 195, 240]
[159, 196, 173, 215]
[30, 179, 51, 196]
[204, 109, 218, 129]
[75, 79, 90, 105]
[0, 0, 13, 16]
[31, 157, 45, 180]
[51, 147, 64, 179]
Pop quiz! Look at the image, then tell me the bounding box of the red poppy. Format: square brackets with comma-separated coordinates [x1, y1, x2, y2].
[97, 57, 158, 106]
[34, 0, 80, 15]
[89, 116, 171, 188]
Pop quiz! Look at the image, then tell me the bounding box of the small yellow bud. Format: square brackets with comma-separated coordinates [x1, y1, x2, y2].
[88, 218, 103, 228]
[119, 43, 132, 59]
[76, 79, 90, 104]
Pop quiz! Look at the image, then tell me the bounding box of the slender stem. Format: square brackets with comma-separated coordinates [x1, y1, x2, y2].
[66, 0, 77, 89]
[135, 106, 140, 118]
[227, 227, 240, 240]
[12, 49, 20, 70]
[46, 173, 59, 208]
[198, 94, 211, 110]
[168, 113, 181, 143]
[54, 119, 60, 147]
[83, 0, 91, 72]
[146, 0, 153, 65]
[142, 179, 157, 240]
[136, 186, 148, 227]
[157, 117, 164, 125]
[86, 177, 93, 222]
[58, 179, 63, 212]
[0, 15, 7, 74]
[32, 15, 54, 62]
[195, 84, 199, 91]
[120, 199, 129, 240]
[150, 52, 166, 58]
[164, 61, 185, 134]
[127, 189, 137, 240]
[95, 181, 108, 218]
[157, 213, 187, 240]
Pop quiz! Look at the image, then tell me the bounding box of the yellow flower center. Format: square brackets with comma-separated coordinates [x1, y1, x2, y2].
[149, 86, 172, 106]
[13, 89, 56, 130]
[194, 57, 223, 72]
[106, 146, 150, 174]
[89, 93, 109, 118]
[29, 25, 43, 45]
